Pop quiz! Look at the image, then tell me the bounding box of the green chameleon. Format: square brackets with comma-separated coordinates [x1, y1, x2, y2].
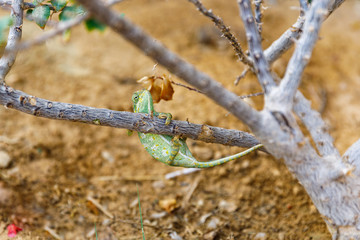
[132, 90, 263, 168]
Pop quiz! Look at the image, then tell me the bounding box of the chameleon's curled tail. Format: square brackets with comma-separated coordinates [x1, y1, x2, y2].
[193, 144, 263, 168]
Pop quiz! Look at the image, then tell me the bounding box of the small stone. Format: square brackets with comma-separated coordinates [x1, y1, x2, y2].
[203, 230, 218, 240]
[254, 232, 267, 240]
[271, 168, 281, 176]
[241, 160, 250, 168]
[152, 180, 166, 189]
[207, 217, 220, 229]
[292, 186, 301, 195]
[310, 205, 318, 214]
[278, 232, 285, 240]
[197, 199, 204, 207]
[0, 151, 11, 168]
[159, 198, 177, 213]
[150, 211, 167, 219]
[199, 213, 212, 224]
[102, 219, 110, 226]
[101, 150, 114, 163]
[219, 200, 237, 212]
[169, 231, 182, 240]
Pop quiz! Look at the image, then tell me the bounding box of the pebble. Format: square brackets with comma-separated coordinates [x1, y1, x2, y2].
[152, 180, 166, 189]
[254, 232, 267, 240]
[169, 231, 182, 240]
[219, 200, 237, 212]
[150, 211, 167, 219]
[101, 151, 114, 163]
[0, 151, 11, 168]
[199, 213, 212, 224]
[207, 217, 220, 229]
[278, 232, 285, 240]
[203, 230, 218, 240]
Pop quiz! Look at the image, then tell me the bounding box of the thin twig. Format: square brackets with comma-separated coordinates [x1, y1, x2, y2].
[237, 0, 275, 93]
[187, 0, 253, 67]
[87, 196, 114, 219]
[113, 219, 173, 231]
[0, 0, 23, 83]
[0, 0, 55, 10]
[171, 79, 263, 99]
[170, 80, 203, 94]
[182, 175, 201, 208]
[0, 85, 265, 150]
[43, 226, 63, 240]
[17, 14, 88, 51]
[239, 92, 264, 99]
[165, 168, 201, 180]
[234, 68, 249, 85]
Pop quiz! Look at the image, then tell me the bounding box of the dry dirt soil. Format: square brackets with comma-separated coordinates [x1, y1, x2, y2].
[0, 0, 360, 239]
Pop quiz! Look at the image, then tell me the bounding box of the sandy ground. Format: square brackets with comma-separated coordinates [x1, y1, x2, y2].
[0, 0, 360, 239]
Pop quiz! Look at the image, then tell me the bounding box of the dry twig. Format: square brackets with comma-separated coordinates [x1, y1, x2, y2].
[188, 0, 253, 67]
[87, 196, 114, 219]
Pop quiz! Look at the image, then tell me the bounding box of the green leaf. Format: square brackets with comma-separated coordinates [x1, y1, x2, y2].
[0, 16, 13, 44]
[32, 5, 51, 29]
[84, 18, 106, 32]
[59, 5, 85, 21]
[50, 0, 67, 12]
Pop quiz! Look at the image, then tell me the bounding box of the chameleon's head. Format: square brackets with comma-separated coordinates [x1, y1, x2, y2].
[132, 90, 153, 113]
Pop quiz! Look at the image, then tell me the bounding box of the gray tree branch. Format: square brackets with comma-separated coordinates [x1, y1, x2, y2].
[75, 0, 262, 130]
[273, 0, 331, 110]
[237, 0, 276, 93]
[0, 0, 23, 83]
[293, 91, 340, 157]
[264, 0, 344, 66]
[0, 85, 265, 150]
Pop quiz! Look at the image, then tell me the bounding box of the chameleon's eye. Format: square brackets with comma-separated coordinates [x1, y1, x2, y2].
[132, 95, 139, 102]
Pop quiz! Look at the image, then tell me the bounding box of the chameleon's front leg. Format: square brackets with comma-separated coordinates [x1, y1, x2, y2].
[155, 112, 172, 125]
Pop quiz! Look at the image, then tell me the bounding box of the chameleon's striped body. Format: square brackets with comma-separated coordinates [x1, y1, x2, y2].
[132, 90, 262, 168]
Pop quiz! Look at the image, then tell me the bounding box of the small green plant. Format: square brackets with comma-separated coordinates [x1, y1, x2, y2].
[25, 0, 106, 31]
